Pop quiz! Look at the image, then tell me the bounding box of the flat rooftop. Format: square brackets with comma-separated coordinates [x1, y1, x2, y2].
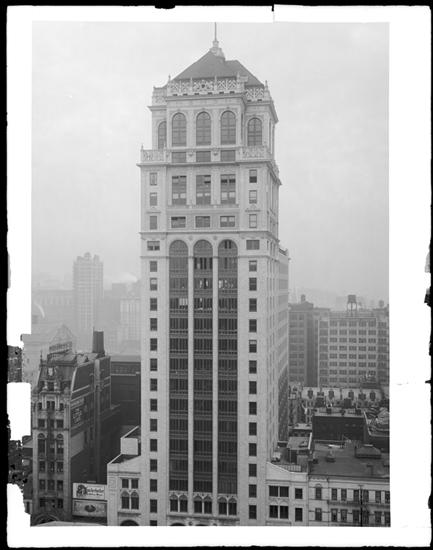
[311, 442, 389, 479]
[287, 436, 311, 451]
[314, 410, 365, 418]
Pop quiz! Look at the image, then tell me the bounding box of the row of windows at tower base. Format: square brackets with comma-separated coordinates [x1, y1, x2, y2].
[147, 240, 260, 252]
[169, 497, 237, 516]
[146, 337, 260, 353]
[157, 113, 263, 148]
[149, 214, 260, 231]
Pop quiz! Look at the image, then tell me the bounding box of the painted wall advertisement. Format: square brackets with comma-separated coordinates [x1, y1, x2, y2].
[72, 499, 107, 518]
[71, 397, 85, 427]
[73, 483, 106, 500]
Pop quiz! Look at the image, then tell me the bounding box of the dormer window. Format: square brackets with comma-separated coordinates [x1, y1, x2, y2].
[247, 117, 262, 146]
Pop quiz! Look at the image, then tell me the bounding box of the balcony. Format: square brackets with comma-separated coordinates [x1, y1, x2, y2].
[139, 145, 278, 175]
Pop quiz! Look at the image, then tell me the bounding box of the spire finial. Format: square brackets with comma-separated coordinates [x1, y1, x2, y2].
[210, 22, 225, 59]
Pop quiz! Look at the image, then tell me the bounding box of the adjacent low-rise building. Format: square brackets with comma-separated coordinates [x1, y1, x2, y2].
[31, 331, 121, 524]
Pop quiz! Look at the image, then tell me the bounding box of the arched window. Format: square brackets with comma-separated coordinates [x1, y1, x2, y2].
[247, 117, 262, 146]
[220, 111, 236, 145]
[196, 112, 211, 145]
[158, 121, 167, 149]
[172, 113, 187, 147]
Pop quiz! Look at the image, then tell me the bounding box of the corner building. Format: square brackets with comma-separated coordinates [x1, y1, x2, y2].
[138, 38, 288, 526]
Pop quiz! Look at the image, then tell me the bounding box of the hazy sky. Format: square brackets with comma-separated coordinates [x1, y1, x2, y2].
[32, 22, 388, 301]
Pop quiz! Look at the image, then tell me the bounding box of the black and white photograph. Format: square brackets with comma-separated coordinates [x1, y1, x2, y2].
[6, 6, 430, 547]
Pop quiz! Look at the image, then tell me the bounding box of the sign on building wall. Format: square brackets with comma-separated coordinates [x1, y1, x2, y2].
[72, 499, 107, 518]
[71, 397, 85, 427]
[73, 483, 106, 500]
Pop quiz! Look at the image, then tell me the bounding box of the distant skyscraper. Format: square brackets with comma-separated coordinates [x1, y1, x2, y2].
[73, 253, 103, 350]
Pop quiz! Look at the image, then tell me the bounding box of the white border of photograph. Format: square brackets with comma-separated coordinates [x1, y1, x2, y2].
[7, 5, 431, 547]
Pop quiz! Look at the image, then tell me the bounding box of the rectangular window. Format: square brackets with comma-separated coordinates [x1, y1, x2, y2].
[195, 215, 211, 228]
[340, 509, 347, 523]
[150, 338, 158, 351]
[353, 489, 360, 502]
[249, 484, 257, 498]
[315, 487, 322, 500]
[196, 174, 211, 204]
[249, 505, 257, 519]
[295, 488, 303, 499]
[249, 260, 257, 272]
[39, 479, 45, 490]
[248, 463, 257, 477]
[249, 360, 257, 374]
[249, 422, 257, 436]
[131, 479, 138, 489]
[121, 478, 129, 489]
[249, 340, 257, 353]
[57, 480, 63, 492]
[341, 489, 347, 501]
[269, 485, 278, 497]
[315, 508, 322, 522]
[384, 512, 390, 526]
[204, 501, 212, 514]
[150, 500, 158, 514]
[249, 278, 257, 291]
[149, 172, 157, 186]
[269, 505, 278, 518]
[150, 459, 157, 472]
[249, 402, 257, 415]
[149, 192, 158, 206]
[375, 491, 382, 503]
[150, 418, 158, 432]
[150, 318, 158, 331]
[295, 508, 303, 522]
[249, 169, 257, 184]
[353, 509, 360, 524]
[220, 174, 236, 204]
[246, 239, 260, 250]
[375, 511, 382, 525]
[150, 439, 157, 452]
[150, 399, 158, 412]
[171, 216, 186, 228]
[331, 488, 337, 501]
[150, 298, 158, 311]
[279, 486, 289, 498]
[220, 215, 236, 228]
[249, 319, 257, 332]
[150, 479, 157, 492]
[196, 150, 211, 162]
[150, 378, 158, 391]
[249, 214, 257, 228]
[385, 491, 390, 504]
[249, 443, 257, 456]
[218, 501, 227, 515]
[170, 498, 178, 512]
[249, 298, 257, 312]
[280, 505, 289, 519]
[221, 149, 236, 162]
[147, 241, 160, 251]
[249, 189, 258, 204]
[172, 151, 187, 163]
[121, 496, 130, 509]
[172, 175, 187, 205]
[249, 381, 257, 394]
[150, 358, 158, 371]
[149, 215, 158, 230]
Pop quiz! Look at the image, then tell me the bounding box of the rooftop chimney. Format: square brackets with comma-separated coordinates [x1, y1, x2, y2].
[92, 330, 105, 357]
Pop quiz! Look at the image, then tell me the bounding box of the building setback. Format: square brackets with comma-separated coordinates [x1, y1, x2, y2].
[31, 332, 121, 524]
[107, 36, 289, 526]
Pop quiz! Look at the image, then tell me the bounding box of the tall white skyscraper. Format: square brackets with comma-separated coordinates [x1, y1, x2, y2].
[108, 35, 289, 526]
[73, 252, 103, 350]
